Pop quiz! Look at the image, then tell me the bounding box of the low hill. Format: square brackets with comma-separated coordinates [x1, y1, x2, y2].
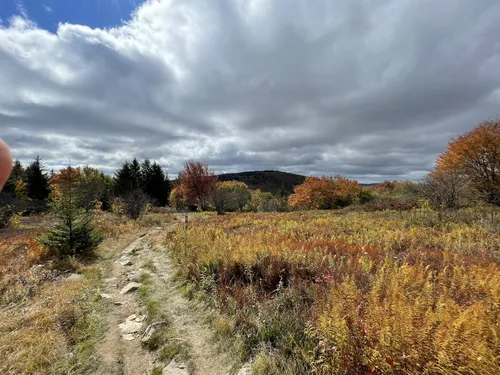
[218, 170, 305, 195]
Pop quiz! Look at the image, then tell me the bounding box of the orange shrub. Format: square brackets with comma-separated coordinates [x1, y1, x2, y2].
[289, 175, 360, 210]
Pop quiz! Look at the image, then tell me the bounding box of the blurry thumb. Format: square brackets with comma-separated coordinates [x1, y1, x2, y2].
[0, 138, 13, 191]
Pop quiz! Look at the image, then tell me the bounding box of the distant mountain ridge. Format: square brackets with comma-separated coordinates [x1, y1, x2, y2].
[218, 170, 305, 195]
[217, 170, 378, 195]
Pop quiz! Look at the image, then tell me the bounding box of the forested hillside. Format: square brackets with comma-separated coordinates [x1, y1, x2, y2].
[218, 170, 305, 195]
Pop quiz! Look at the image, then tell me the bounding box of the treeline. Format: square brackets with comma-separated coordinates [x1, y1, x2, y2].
[169, 161, 293, 214]
[0, 157, 171, 224]
[288, 120, 499, 210]
[1, 119, 498, 224]
[171, 120, 499, 213]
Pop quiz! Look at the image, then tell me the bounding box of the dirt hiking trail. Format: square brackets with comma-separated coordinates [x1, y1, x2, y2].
[95, 223, 246, 375]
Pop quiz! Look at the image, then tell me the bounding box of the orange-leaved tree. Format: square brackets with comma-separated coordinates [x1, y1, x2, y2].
[289, 175, 360, 210]
[49, 166, 82, 200]
[177, 161, 218, 210]
[436, 120, 499, 205]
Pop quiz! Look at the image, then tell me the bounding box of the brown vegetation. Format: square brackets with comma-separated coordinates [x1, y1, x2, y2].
[177, 161, 218, 210]
[0, 213, 143, 374]
[168, 208, 500, 374]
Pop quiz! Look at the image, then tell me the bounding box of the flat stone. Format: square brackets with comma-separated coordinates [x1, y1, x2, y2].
[120, 282, 141, 295]
[99, 293, 113, 300]
[119, 320, 143, 334]
[141, 321, 169, 343]
[162, 359, 188, 375]
[122, 239, 141, 255]
[122, 334, 136, 341]
[66, 273, 84, 281]
[119, 258, 133, 266]
[126, 314, 146, 323]
[114, 301, 124, 306]
[237, 363, 252, 375]
[127, 271, 141, 282]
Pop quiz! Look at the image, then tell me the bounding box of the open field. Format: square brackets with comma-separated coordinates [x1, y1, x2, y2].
[1, 207, 499, 375]
[0, 213, 171, 375]
[167, 208, 500, 374]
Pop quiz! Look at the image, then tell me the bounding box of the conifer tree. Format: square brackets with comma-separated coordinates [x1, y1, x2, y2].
[25, 156, 50, 201]
[38, 166, 102, 256]
[141, 159, 170, 206]
[114, 161, 134, 196]
[3, 159, 24, 194]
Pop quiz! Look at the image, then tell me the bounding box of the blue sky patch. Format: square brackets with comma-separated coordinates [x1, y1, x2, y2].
[0, 0, 145, 32]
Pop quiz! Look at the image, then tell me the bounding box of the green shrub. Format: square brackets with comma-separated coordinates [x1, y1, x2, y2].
[0, 205, 12, 229]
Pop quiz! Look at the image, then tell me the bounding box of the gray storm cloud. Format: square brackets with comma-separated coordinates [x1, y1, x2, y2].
[1, 0, 499, 181]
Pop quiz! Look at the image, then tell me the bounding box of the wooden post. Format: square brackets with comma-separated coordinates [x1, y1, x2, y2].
[184, 214, 188, 230]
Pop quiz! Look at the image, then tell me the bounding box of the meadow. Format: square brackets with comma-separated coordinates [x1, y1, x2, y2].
[0, 212, 169, 375]
[167, 207, 500, 374]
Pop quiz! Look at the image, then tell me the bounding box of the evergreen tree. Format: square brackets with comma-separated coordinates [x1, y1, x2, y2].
[114, 161, 137, 196]
[276, 186, 288, 198]
[25, 156, 50, 201]
[114, 158, 142, 196]
[140, 158, 153, 191]
[38, 166, 102, 256]
[148, 163, 171, 206]
[139, 159, 170, 206]
[3, 159, 24, 195]
[130, 158, 142, 189]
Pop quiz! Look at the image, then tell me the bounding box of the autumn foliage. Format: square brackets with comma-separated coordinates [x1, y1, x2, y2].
[212, 181, 251, 213]
[177, 161, 218, 210]
[49, 166, 82, 199]
[288, 175, 360, 209]
[168, 208, 500, 374]
[436, 120, 499, 205]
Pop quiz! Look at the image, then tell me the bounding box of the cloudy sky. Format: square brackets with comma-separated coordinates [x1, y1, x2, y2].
[1, 0, 499, 182]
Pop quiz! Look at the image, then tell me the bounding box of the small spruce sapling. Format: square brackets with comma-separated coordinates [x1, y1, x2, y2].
[38, 166, 102, 256]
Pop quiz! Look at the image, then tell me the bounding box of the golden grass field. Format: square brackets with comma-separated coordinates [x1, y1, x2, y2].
[168, 208, 500, 374]
[1, 207, 498, 375]
[0, 212, 167, 375]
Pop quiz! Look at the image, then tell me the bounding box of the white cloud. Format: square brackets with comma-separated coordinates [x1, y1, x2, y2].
[14, 0, 28, 18]
[43, 4, 53, 13]
[1, 0, 500, 181]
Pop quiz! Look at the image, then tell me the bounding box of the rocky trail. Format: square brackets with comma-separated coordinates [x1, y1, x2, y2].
[94, 223, 248, 375]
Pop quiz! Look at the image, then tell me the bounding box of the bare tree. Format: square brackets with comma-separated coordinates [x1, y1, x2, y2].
[415, 170, 475, 209]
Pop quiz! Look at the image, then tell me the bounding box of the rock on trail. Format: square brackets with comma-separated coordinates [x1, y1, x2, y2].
[162, 359, 189, 375]
[141, 321, 169, 344]
[120, 282, 142, 295]
[65, 273, 84, 281]
[119, 258, 133, 266]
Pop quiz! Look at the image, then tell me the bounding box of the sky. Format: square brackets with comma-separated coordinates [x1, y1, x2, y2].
[0, 0, 499, 182]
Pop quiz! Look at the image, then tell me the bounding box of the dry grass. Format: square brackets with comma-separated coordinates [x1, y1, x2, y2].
[0, 212, 176, 375]
[167, 207, 500, 374]
[0, 225, 97, 374]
